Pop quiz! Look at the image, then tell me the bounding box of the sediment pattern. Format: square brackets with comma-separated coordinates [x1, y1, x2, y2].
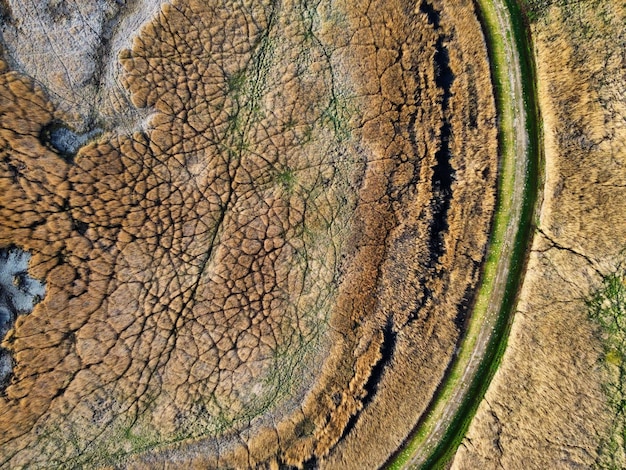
[0, 0, 497, 467]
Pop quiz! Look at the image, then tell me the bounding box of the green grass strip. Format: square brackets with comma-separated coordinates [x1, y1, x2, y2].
[386, 0, 542, 468]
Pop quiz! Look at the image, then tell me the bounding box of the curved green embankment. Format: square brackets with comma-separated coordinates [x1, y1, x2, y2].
[387, 0, 542, 468]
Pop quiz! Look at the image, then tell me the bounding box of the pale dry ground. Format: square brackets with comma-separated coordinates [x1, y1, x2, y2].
[0, 0, 168, 132]
[453, 1, 626, 469]
[0, 0, 498, 468]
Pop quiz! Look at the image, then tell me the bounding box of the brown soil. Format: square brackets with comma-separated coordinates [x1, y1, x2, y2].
[0, 0, 496, 467]
[452, 1, 626, 468]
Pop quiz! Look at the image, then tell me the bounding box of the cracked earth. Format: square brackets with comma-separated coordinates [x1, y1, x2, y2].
[0, 0, 497, 467]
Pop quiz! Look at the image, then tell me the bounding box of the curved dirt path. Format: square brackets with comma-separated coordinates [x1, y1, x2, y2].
[397, 0, 531, 467]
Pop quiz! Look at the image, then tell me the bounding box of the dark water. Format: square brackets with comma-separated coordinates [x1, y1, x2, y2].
[420, 0, 441, 29]
[428, 33, 456, 264]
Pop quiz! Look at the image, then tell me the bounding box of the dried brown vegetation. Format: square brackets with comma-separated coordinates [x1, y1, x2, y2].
[0, 0, 496, 467]
[453, 1, 626, 468]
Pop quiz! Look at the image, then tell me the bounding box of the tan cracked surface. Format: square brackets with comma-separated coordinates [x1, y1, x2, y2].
[0, 0, 496, 467]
